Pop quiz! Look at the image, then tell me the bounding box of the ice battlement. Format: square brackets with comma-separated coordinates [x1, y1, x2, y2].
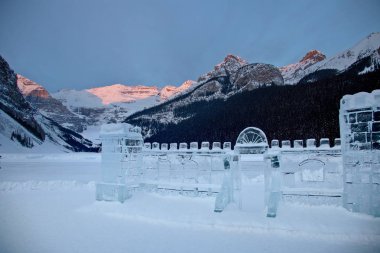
[142, 137, 341, 153]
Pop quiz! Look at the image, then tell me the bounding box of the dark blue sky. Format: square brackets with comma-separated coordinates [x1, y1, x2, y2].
[0, 0, 379, 92]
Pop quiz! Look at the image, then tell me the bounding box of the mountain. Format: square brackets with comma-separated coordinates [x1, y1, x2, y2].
[129, 68, 380, 146]
[125, 54, 284, 138]
[86, 84, 159, 104]
[197, 54, 248, 82]
[3, 33, 379, 149]
[125, 33, 380, 145]
[0, 55, 99, 152]
[280, 50, 326, 84]
[159, 80, 195, 100]
[51, 81, 195, 129]
[280, 32, 380, 84]
[17, 75, 86, 132]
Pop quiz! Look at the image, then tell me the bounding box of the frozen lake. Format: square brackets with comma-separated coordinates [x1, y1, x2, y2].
[0, 153, 379, 253]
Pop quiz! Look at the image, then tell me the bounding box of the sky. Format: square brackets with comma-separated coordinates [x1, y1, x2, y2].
[0, 0, 380, 92]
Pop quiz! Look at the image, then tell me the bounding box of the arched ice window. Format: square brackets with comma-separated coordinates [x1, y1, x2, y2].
[235, 127, 268, 154]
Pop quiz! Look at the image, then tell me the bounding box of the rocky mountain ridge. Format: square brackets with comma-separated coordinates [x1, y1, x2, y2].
[125, 54, 284, 138]
[17, 75, 86, 132]
[280, 50, 326, 84]
[197, 54, 248, 82]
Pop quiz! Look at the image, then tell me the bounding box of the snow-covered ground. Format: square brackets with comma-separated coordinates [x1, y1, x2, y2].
[0, 153, 379, 253]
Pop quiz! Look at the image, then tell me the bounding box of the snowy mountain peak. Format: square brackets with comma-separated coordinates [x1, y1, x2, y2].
[363, 32, 380, 46]
[86, 84, 159, 105]
[279, 50, 326, 84]
[214, 54, 248, 74]
[198, 54, 248, 82]
[159, 85, 177, 100]
[17, 74, 50, 98]
[179, 80, 196, 89]
[342, 32, 380, 60]
[159, 80, 196, 101]
[300, 50, 326, 63]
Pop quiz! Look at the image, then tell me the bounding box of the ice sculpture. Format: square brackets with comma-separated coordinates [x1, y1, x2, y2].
[212, 142, 221, 150]
[96, 123, 143, 203]
[152, 142, 159, 150]
[293, 140, 303, 149]
[339, 89, 380, 216]
[161, 143, 168, 150]
[235, 127, 268, 154]
[179, 142, 188, 150]
[201, 141, 210, 150]
[265, 153, 281, 217]
[319, 138, 330, 149]
[214, 156, 241, 212]
[306, 139, 316, 149]
[170, 143, 177, 150]
[190, 142, 198, 150]
[281, 140, 291, 149]
[94, 120, 357, 216]
[143, 142, 151, 150]
[235, 127, 269, 178]
[223, 142, 232, 151]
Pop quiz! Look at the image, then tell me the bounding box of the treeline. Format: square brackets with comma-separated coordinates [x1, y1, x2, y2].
[128, 69, 380, 146]
[11, 130, 34, 148]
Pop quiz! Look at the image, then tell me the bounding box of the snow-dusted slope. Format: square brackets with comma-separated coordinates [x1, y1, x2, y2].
[53, 89, 104, 108]
[281, 32, 380, 84]
[316, 32, 380, 72]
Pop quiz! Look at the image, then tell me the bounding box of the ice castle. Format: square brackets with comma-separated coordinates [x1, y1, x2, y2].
[96, 89, 380, 217]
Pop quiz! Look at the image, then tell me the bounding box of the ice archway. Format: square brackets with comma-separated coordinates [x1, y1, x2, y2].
[235, 127, 268, 154]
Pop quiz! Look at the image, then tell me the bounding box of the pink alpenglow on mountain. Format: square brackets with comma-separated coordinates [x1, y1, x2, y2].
[17, 74, 51, 98]
[85, 81, 195, 105]
[87, 84, 160, 105]
[159, 80, 195, 100]
[280, 50, 326, 84]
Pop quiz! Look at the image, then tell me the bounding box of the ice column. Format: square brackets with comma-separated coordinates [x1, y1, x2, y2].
[214, 156, 240, 212]
[265, 152, 281, 217]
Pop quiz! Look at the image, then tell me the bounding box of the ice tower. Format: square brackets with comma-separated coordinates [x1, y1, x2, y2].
[339, 90, 380, 216]
[96, 123, 143, 203]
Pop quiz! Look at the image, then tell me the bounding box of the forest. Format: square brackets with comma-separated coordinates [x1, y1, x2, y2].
[127, 66, 380, 147]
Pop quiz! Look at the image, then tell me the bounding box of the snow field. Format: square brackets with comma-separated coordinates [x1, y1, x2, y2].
[0, 153, 379, 253]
